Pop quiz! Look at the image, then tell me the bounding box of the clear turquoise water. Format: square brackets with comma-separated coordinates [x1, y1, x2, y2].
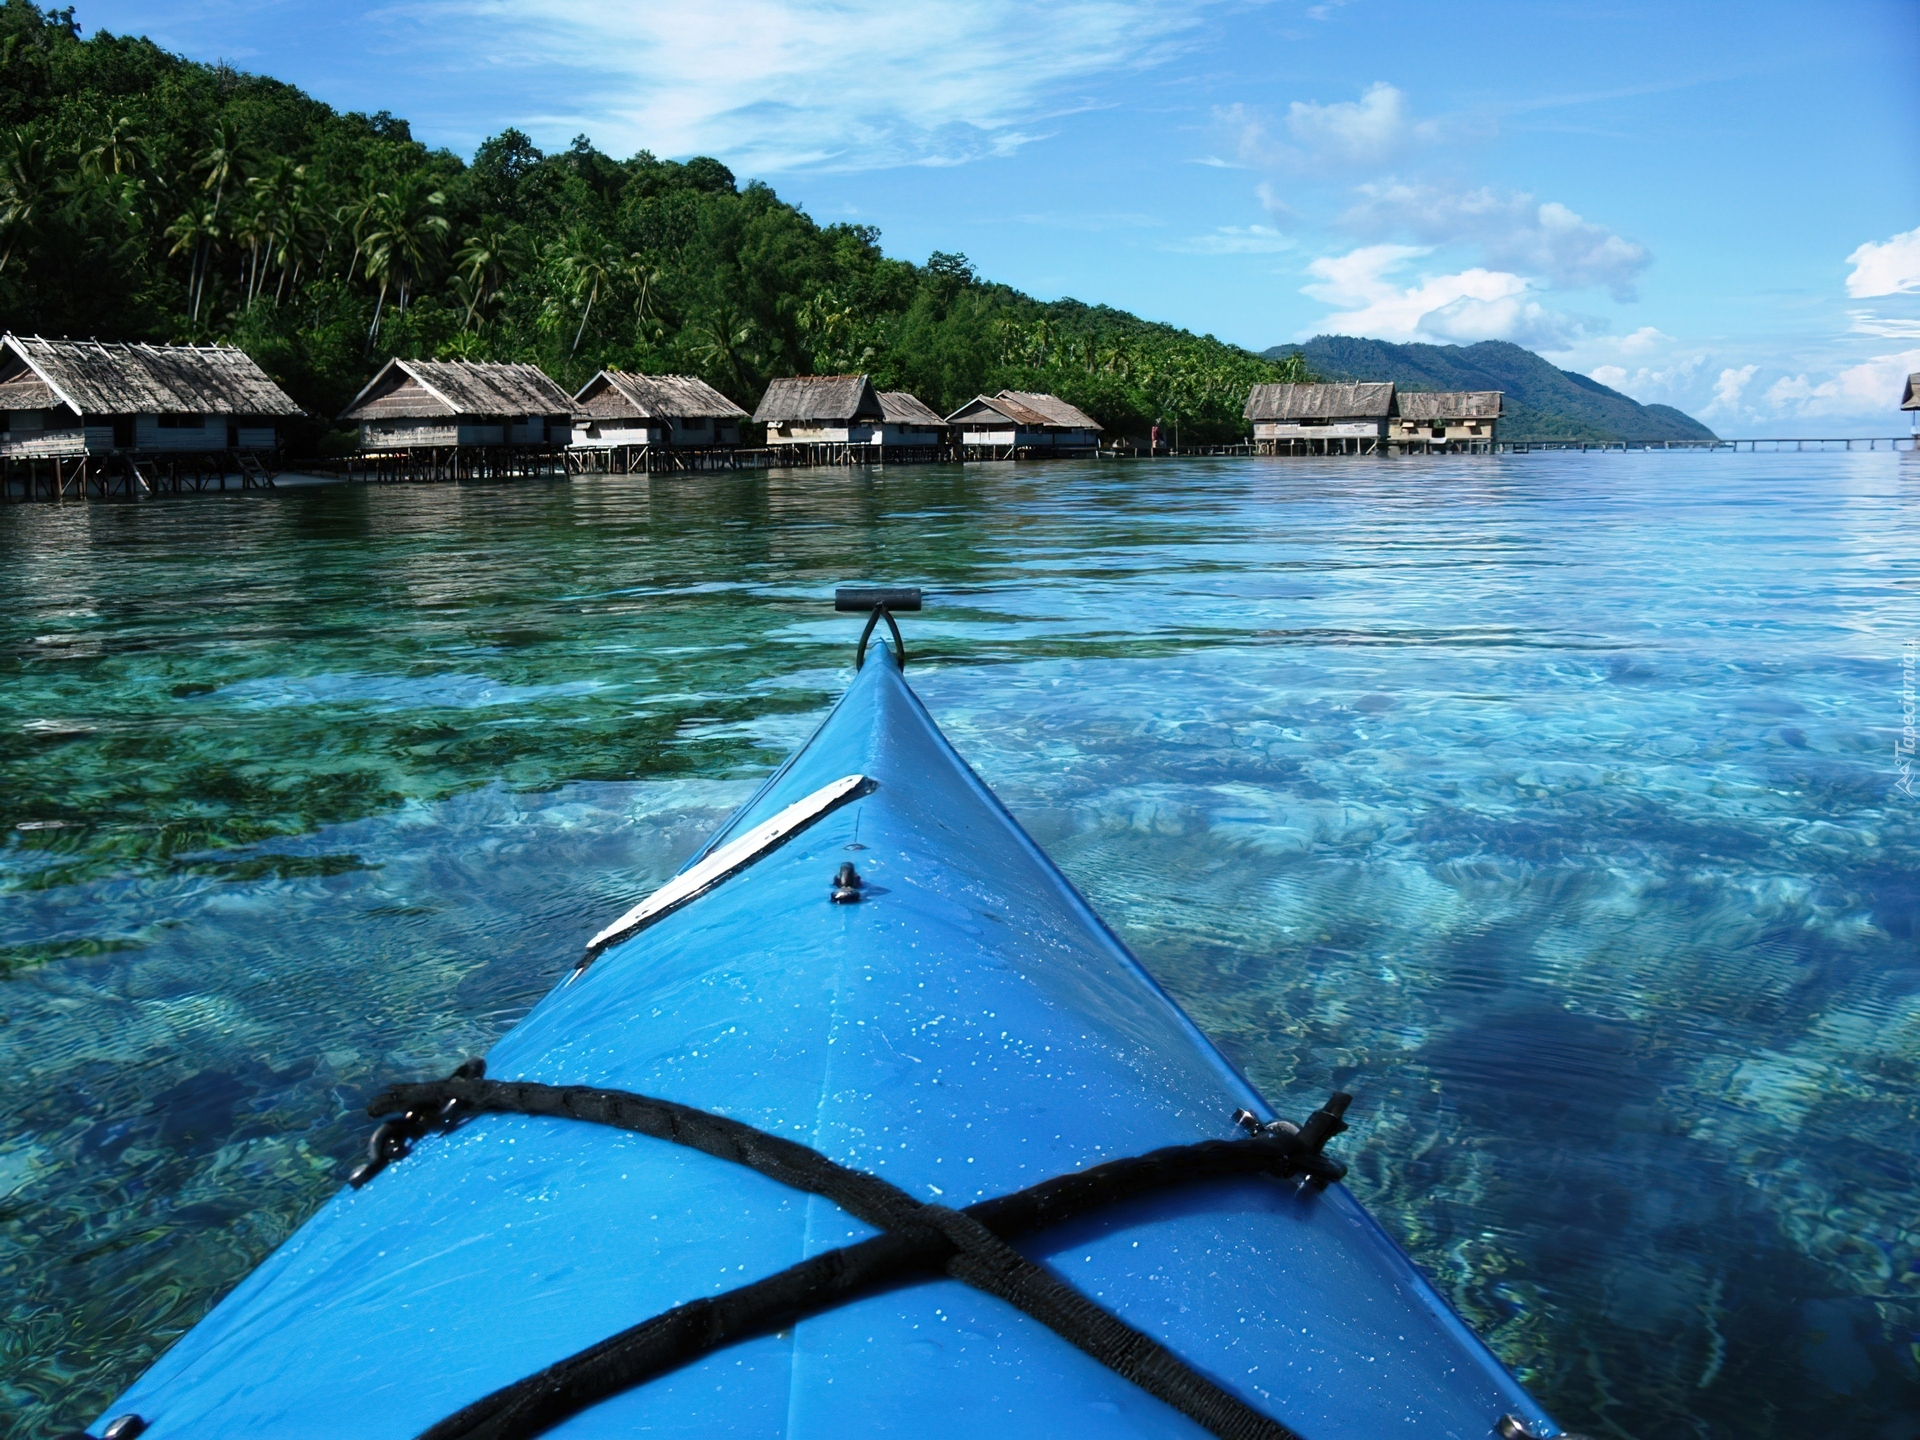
[2, 456, 1916, 1440]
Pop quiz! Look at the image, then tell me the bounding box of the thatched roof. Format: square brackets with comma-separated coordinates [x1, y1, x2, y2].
[752, 375, 883, 424]
[1000, 390, 1102, 430]
[877, 391, 945, 427]
[1903, 373, 1920, 410]
[1244, 382, 1394, 421]
[0, 377, 58, 410]
[338, 358, 576, 422]
[1395, 390, 1502, 422]
[946, 390, 1103, 431]
[0, 334, 304, 417]
[578, 370, 747, 421]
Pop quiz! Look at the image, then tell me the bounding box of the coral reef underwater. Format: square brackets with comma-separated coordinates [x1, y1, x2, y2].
[1, 454, 1915, 1439]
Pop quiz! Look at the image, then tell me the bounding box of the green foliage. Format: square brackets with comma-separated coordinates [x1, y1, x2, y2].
[0, 0, 1307, 443]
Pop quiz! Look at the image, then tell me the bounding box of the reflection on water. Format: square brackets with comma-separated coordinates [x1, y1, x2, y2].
[2, 456, 1917, 1439]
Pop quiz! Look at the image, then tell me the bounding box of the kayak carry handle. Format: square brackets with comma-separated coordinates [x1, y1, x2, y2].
[835, 586, 921, 612]
[1234, 1091, 1352, 1159]
[838, 585, 921, 671]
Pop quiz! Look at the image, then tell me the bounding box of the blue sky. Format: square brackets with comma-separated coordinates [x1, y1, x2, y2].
[82, 0, 1920, 434]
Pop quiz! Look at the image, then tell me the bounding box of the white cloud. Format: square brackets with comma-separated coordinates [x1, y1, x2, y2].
[1705, 365, 1758, 416]
[1764, 349, 1920, 423]
[1254, 181, 1297, 227]
[1342, 182, 1650, 299]
[1554, 328, 1716, 411]
[1588, 354, 1702, 400]
[1844, 226, 1920, 298]
[1224, 82, 1438, 173]
[1848, 309, 1920, 339]
[1300, 244, 1584, 348]
[396, 0, 1201, 172]
[1284, 83, 1433, 167]
[1607, 326, 1669, 356]
[1174, 224, 1292, 255]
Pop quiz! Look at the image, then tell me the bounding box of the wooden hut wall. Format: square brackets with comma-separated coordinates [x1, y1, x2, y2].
[1, 335, 302, 456]
[0, 382, 89, 456]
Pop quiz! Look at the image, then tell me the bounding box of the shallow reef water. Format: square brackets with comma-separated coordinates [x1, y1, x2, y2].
[2, 454, 1917, 1439]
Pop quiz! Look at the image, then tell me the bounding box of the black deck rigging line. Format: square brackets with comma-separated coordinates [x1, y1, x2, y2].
[362, 1067, 1353, 1440]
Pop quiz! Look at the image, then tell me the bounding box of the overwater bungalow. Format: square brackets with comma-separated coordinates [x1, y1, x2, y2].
[571, 370, 748, 473]
[1391, 391, 1502, 453]
[338, 358, 576, 481]
[0, 333, 303, 501]
[876, 391, 948, 453]
[1244, 382, 1394, 456]
[753, 375, 888, 464]
[1903, 372, 1919, 420]
[945, 390, 1102, 459]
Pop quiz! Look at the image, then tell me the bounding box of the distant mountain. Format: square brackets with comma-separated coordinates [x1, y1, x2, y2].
[1261, 336, 1718, 442]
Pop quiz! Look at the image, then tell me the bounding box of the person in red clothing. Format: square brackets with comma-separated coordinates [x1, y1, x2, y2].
[1150, 423, 1161, 455]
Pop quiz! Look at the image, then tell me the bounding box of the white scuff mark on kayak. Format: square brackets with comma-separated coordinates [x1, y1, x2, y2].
[574, 772, 873, 976]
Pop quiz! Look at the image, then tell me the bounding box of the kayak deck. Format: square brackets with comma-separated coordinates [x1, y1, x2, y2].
[97, 643, 1557, 1439]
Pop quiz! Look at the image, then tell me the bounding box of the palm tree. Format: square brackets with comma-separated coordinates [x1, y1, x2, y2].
[166, 199, 221, 322]
[796, 288, 872, 374]
[195, 118, 246, 213]
[82, 112, 148, 178]
[171, 119, 246, 325]
[623, 250, 668, 348]
[689, 303, 761, 396]
[266, 166, 318, 305]
[359, 175, 448, 346]
[337, 179, 382, 285]
[553, 226, 615, 355]
[243, 158, 309, 307]
[230, 190, 270, 309]
[0, 127, 52, 275]
[453, 226, 521, 328]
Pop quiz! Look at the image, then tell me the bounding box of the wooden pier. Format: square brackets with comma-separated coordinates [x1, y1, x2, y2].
[2, 450, 279, 502]
[958, 443, 1094, 461]
[341, 445, 568, 484]
[771, 442, 955, 466]
[566, 445, 780, 476]
[1494, 436, 1917, 453]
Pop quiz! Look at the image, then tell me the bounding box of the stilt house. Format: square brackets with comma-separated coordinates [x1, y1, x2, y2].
[945, 391, 1102, 457]
[0, 334, 302, 461]
[572, 371, 747, 450]
[339, 359, 576, 451]
[1244, 383, 1395, 455]
[1391, 391, 1502, 451]
[753, 375, 886, 450]
[876, 392, 948, 448]
[1903, 372, 1919, 422]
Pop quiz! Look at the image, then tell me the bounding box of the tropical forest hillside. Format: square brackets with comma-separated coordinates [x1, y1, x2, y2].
[0, 0, 1304, 450]
[1275, 336, 1716, 443]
